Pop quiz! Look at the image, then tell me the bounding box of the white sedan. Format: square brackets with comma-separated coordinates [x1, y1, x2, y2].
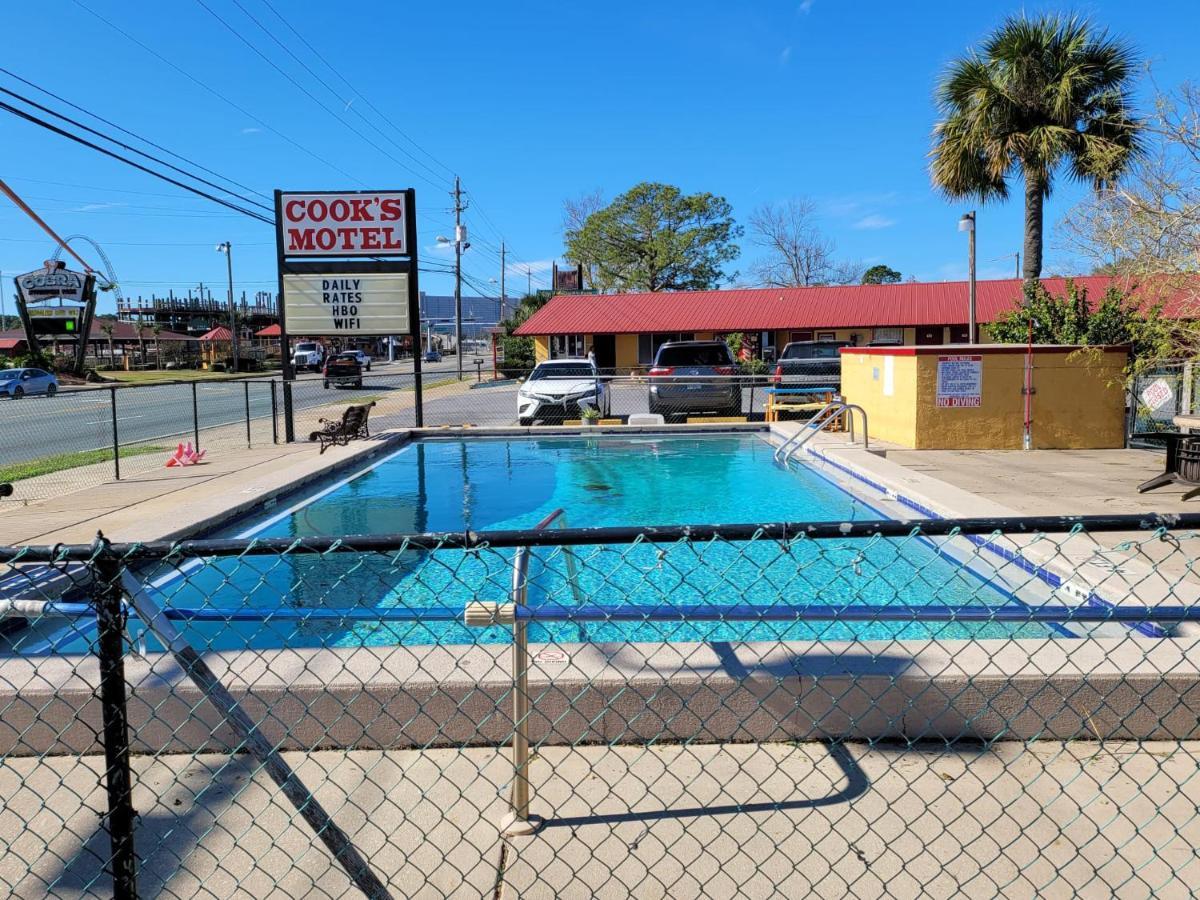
[517, 359, 610, 425]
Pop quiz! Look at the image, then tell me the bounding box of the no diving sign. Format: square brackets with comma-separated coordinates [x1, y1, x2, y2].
[935, 354, 983, 408]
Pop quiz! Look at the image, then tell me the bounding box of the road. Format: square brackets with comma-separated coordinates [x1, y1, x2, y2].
[0, 357, 468, 467]
[1, 364, 774, 468]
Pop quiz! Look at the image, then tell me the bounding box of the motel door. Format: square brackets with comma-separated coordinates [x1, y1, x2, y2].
[915, 326, 945, 345]
[592, 334, 617, 373]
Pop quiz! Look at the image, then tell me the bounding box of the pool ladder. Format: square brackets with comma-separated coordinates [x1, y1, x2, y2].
[773, 400, 869, 468]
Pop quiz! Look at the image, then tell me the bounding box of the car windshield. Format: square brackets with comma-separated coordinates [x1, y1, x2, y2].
[656, 345, 731, 367]
[0, 369, 21, 379]
[530, 364, 594, 379]
[296, 343, 317, 352]
[782, 344, 840, 360]
[338, 352, 357, 358]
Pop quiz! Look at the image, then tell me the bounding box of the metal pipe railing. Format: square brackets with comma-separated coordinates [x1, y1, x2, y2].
[503, 506, 568, 836]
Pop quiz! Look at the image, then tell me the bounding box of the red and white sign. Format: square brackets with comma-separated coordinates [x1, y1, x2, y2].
[935, 354, 983, 408]
[279, 191, 408, 257]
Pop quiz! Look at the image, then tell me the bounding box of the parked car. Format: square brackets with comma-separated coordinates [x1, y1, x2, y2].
[647, 340, 741, 419]
[423, 349, 442, 363]
[292, 341, 326, 371]
[337, 349, 372, 371]
[771, 340, 850, 389]
[322, 354, 363, 389]
[517, 359, 609, 425]
[0, 367, 58, 399]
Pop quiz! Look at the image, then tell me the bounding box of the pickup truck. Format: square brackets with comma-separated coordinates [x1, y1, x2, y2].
[322, 354, 363, 389]
[771, 340, 849, 389]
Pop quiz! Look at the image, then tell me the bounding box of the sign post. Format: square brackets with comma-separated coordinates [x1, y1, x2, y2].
[274, 189, 422, 441]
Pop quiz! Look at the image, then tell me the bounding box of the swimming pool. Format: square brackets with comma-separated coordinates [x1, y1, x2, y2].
[17, 433, 1059, 653]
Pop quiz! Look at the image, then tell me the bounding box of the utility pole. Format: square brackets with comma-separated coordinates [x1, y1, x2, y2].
[0, 270, 6, 332]
[452, 175, 465, 380]
[216, 242, 238, 372]
[500, 242, 506, 321]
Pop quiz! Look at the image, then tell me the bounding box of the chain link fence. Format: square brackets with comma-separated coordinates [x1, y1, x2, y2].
[3, 512, 1200, 897]
[1, 372, 801, 509]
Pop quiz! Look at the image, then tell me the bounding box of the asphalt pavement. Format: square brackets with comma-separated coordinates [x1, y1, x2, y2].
[1, 362, 774, 469]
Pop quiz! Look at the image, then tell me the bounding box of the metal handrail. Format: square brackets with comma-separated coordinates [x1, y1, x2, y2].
[506, 505, 579, 835]
[773, 401, 870, 468]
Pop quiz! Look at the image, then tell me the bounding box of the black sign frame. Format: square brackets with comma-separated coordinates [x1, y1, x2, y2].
[273, 188, 422, 440]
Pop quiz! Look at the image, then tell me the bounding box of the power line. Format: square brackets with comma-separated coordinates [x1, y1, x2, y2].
[70, 0, 367, 186]
[0, 84, 274, 216]
[0, 99, 275, 225]
[225, 0, 450, 187]
[255, 0, 456, 182]
[192, 0, 445, 191]
[0, 66, 271, 204]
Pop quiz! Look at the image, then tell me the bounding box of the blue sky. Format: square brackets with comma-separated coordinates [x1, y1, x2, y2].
[1, 0, 1197, 315]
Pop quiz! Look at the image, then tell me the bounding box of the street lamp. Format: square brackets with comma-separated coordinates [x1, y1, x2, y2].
[215, 242, 239, 372]
[958, 212, 977, 344]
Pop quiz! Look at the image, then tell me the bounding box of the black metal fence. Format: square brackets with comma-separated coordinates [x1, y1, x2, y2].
[3, 513, 1200, 897]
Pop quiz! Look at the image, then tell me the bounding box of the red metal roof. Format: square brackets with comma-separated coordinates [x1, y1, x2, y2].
[514, 276, 1199, 336]
[255, 323, 282, 337]
[198, 326, 233, 342]
[0, 322, 197, 342]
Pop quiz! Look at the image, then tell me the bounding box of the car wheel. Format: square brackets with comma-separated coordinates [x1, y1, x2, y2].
[12, 387, 23, 400]
[519, 417, 533, 427]
[45, 384, 57, 398]
[366, 363, 371, 371]
[323, 381, 330, 389]
[355, 379, 363, 388]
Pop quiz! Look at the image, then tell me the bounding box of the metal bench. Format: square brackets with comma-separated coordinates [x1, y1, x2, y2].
[309, 401, 376, 454]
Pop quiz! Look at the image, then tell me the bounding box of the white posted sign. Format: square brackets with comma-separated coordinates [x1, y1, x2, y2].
[279, 192, 408, 256]
[283, 273, 409, 336]
[935, 354, 983, 408]
[1140, 378, 1175, 421]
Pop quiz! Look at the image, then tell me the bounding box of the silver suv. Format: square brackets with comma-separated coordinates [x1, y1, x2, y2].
[647, 340, 741, 420]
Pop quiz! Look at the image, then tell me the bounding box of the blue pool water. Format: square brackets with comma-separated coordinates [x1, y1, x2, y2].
[22, 433, 1057, 653]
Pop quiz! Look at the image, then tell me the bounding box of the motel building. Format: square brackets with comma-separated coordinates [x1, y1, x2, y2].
[514, 275, 1123, 370]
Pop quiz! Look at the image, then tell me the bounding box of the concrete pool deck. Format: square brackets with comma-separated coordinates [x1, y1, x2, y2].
[4, 740, 1197, 899]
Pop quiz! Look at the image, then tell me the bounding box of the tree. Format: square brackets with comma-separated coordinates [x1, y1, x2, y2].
[988, 279, 1195, 374]
[561, 189, 605, 289]
[747, 198, 860, 286]
[931, 14, 1143, 283]
[151, 323, 163, 368]
[99, 321, 116, 368]
[497, 293, 551, 373]
[563, 182, 741, 292]
[1059, 81, 1200, 298]
[861, 264, 903, 285]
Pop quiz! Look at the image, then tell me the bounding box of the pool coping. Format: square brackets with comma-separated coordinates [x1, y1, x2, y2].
[4, 633, 1200, 757]
[792, 431, 1187, 637]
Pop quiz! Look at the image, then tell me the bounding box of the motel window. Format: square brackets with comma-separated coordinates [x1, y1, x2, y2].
[816, 331, 837, 341]
[872, 327, 903, 344]
[788, 331, 813, 343]
[550, 334, 586, 359]
[638, 332, 695, 365]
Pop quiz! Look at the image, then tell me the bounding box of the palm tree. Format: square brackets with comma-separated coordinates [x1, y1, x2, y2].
[99, 322, 116, 369]
[930, 15, 1142, 283]
[152, 323, 163, 369]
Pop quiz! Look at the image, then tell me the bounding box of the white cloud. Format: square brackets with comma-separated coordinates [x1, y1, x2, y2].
[853, 214, 896, 230]
[798, 0, 814, 13]
[241, 127, 263, 135]
[779, 46, 792, 66]
[74, 202, 124, 212]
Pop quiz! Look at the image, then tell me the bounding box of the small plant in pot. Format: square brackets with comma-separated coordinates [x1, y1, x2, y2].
[580, 405, 602, 426]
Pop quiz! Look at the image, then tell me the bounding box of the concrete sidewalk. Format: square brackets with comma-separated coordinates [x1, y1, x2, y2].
[2, 740, 1196, 898]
